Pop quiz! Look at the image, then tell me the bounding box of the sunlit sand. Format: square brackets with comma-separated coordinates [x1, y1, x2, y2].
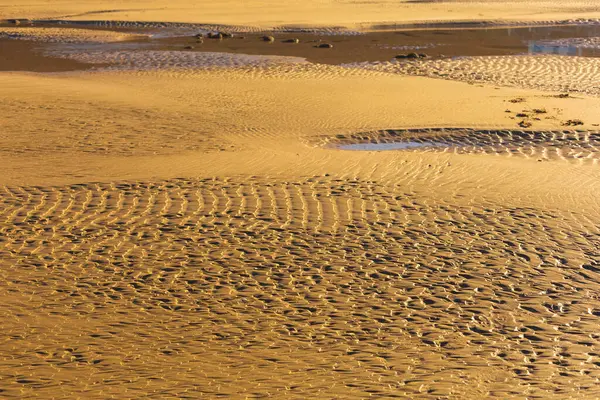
[1, 1, 600, 398]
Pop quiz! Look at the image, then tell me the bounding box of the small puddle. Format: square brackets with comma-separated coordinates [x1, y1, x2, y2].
[528, 41, 599, 57]
[338, 141, 447, 151]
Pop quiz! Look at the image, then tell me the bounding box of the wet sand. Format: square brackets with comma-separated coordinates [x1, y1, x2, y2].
[0, 39, 103, 72]
[2, 23, 600, 70]
[155, 25, 600, 64]
[1, 10, 600, 400]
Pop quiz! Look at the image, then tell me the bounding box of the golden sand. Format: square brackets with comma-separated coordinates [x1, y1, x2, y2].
[2, 0, 600, 28]
[1, 4, 600, 398]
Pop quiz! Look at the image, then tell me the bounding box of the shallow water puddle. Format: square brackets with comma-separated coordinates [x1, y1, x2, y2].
[338, 141, 448, 151]
[331, 128, 600, 163]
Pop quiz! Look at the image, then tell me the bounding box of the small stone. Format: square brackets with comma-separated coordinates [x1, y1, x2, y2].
[221, 32, 234, 38]
[262, 35, 275, 42]
[562, 119, 584, 126]
[518, 121, 532, 128]
[396, 53, 421, 59]
[317, 43, 334, 49]
[184, 45, 194, 50]
[516, 113, 528, 118]
[283, 38, 300, 44]
[207, 32, 223, 39]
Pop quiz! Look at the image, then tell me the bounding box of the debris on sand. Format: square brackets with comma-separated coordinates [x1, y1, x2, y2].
[518, 120, 532, 128]
[562, 119, 584, 126]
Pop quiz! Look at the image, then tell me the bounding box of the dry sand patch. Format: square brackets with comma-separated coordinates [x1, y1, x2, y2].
[2, 1, 600, 28]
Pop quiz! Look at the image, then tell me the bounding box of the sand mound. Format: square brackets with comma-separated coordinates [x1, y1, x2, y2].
[0, 26, 141, 43]
[348, 55, 600, 96]
[48, 48, 307, 71]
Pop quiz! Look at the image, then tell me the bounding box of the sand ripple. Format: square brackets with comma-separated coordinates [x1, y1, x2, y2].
[0, 27, 141, 43]
[1, 176, 599, 398]
[49, 48, 307, 71]
[329, 128, 600, 164]
[347, 55, 600, 96]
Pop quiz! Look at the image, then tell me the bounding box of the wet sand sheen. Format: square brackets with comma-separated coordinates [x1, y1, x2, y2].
[1, 23, 600, 73]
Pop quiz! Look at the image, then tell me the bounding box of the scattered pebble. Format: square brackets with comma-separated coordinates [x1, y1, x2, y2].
[518, 121, 532, 128]
[207, 32, 223, 39]
[395, 52, 427, 60]
[563, 119, 584, 126]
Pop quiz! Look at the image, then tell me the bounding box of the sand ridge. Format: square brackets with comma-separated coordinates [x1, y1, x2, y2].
[0, 26, 143, 43]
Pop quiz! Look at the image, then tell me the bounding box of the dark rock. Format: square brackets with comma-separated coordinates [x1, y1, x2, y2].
[207, 32, 223, 39]
[396, 52, 423, 60]
[262, 35, 275, 42]
[184, 45, 195, 50]
[221, 32, 234, 38]
[518, 120, 532, 128]
[283, 38, 300, 44]
[317, 43, 334, 48]
[563, 119, 584, 126]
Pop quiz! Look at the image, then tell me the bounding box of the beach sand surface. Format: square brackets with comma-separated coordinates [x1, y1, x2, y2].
[1, 8, 600, 399]
[2, 1, 600, 28]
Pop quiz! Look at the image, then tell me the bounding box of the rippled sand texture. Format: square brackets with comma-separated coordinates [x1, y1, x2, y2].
[0, 27, 141, 43]
[330, 128, 600, 164]
[2, 17, 600, 400]
[2, 177, 600, 399]
[351, 55, 600, 96]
